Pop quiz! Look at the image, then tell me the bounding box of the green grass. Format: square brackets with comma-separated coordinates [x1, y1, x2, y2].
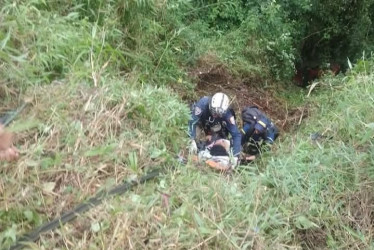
[3, 68, 373, 248]
[0, 79, 189, 248]
[1, 0, 374, 249]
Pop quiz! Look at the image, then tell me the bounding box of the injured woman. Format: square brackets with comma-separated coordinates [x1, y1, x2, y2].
[196, 135, 236, 171]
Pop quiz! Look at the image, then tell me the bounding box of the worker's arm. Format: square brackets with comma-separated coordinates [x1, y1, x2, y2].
[187, 97, 209, 139]
[225, 112, 242, 156]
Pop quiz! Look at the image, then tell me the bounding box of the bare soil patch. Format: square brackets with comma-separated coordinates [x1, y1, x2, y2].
[187, 54, 307, 132]
[296, 228, 327, 249]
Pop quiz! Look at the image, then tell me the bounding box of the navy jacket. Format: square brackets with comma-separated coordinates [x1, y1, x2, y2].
[242, 111, 278, 144]
[188, 96, 241, 156]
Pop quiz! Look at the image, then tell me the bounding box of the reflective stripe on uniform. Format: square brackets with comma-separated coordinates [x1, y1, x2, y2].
[258, 120, 267, 128]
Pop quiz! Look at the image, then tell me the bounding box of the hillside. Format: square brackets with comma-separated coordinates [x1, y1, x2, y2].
[1, 0, 374, 249]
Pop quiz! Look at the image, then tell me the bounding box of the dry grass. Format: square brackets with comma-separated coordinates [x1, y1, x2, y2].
[1, 0, 374, 249]
[0, 79, 189, 248]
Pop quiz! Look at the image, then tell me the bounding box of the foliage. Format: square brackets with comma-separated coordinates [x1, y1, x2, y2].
[283, 0, 374, 69]
[0, 1, 123, 86]
[2, 0, 373, 87]
[0, 0, 199, 92]
[11, 60, 371, 248]
[1, 0, 374, 248]
[0, 78, 189, 248]
[240, 2, 298, 80]
[180, 0, 374, 80]
[182, 0, 247, 31]
[83, 58, 374, 249]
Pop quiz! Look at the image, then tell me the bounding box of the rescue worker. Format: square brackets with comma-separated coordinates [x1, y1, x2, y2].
[188, 92, 241, 167]
[241, 106, 279, 156]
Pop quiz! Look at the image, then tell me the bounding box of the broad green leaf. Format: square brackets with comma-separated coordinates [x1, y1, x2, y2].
[84, 144, 117, 157]
[294, 215, 318, 229]
[9, 119, 42, 132]
[43, 182, 56, 193]
[91, 222, 101, 233]
[24, 210, 34, 222]
[364, 123, 374, 129]
[193, 211, 204, 227]
[0, 29, 11, 50]
[4, 225, 17, 242]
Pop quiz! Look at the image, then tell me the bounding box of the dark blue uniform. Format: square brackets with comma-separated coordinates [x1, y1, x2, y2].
[188, 96, 241, 156]
[242, 113, 279, 145]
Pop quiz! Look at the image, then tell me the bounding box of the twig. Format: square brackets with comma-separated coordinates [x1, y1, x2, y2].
[189, 231, 219, 250]
[193, 205, 241, 249]
[282, 102, 289, 128]
[298, 107, 305, 126]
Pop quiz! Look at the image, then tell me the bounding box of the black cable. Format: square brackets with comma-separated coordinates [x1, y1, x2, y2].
[0, 102, 28, 127]
[9, 168, 164, 250]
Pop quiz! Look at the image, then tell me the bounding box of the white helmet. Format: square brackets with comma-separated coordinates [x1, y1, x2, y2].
[209, 92, 230, 117]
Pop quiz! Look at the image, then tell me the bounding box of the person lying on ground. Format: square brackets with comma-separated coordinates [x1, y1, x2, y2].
[196, 134, 237, 171]
[188, 92, 241, 167]
[198, 134, 230, 158]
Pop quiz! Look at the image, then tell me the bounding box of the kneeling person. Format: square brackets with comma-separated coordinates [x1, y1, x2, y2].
[241, 106, 279, 157]
[188, 92, 241, 167]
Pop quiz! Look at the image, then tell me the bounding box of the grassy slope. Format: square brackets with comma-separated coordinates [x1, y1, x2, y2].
[67, 70, 372, 250]
[1, 1, 374, 249]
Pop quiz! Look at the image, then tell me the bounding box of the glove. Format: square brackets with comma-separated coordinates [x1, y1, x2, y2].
[188, 139, 198, 154]
[230, 156, 239, 169]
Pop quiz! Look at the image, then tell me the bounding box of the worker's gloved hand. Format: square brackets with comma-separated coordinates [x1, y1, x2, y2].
[230, 156, 239, 169]
[188, 139, 198, 155]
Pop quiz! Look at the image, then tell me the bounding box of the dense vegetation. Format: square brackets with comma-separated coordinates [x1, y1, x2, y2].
[1, 0, 374, 248]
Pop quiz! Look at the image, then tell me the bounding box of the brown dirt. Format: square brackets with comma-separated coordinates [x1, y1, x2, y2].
[296, 228, 327, 249]
[344, 187, 374, 246]
[187, 54, 306, 132]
